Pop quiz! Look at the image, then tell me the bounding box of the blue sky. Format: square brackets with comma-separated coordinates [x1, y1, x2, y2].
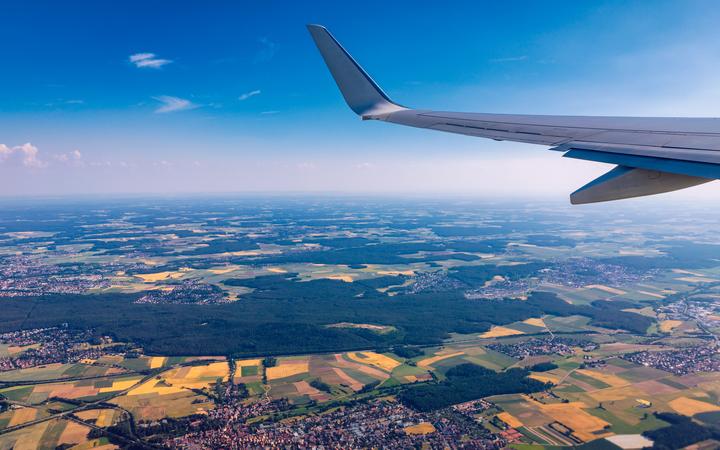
[1, 0, 719, 201]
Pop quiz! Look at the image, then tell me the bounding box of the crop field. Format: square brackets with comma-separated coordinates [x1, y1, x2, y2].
[0, 375, 143, 405]
[105, 360, 229, 421]
[75, 409, 120, 427]
[346, 352, 401, 372]
[493, 346, 720, 446]
[0, 418, 99, 450]
[0, 362, 127, 383]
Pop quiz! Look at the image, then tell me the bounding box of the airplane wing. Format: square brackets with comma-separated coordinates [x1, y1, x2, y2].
[307, 24, 720, 204]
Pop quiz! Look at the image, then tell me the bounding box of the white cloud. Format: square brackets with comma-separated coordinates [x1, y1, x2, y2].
[0, 143, 46, 168]
[153, 96, 198, 113]
[129, 52, 172, 69]
[238, 89, 261, 101]
[260, 110, 279, 115]
[54, 149, 83, 166]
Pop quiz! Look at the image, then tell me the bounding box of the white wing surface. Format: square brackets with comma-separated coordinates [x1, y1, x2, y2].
[307, 24, 720, 204]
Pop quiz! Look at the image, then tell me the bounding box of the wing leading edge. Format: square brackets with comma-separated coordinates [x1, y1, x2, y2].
[307, 24, 719, 204]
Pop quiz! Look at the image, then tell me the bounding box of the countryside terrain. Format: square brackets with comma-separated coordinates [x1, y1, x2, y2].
[0, 197, 719, 449]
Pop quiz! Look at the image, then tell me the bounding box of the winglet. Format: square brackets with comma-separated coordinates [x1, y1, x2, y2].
[307, 24, 405, 118]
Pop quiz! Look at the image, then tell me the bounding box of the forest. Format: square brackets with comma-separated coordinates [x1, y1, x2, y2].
[398, 363, 549, 411]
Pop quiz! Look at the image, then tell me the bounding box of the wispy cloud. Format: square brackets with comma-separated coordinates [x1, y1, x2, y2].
[129, 52, 173, 69]
[153, 96, 198, 113]
[260, 110, 279, 115]
[489, 55, 528, 63]
[0, 143, 46, 168]
[254, 38, 277, 63]
[238, 89, 261, 101]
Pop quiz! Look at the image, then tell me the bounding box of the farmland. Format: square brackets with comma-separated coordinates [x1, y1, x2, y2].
[1, 198, 720, 448]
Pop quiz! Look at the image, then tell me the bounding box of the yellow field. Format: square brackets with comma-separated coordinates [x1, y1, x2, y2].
[347, 352, 401, 372]
[480, 326, 524, 338]
[404, 422, 436, 435]
[149, 357, 167, 369]
[576, 369, 629, 388]
[659, 320, 683, 333]
[135, 271, 185, 282]
[207, 266, 239, 275]
[128, 362, 229, 396]
[128, 380, 186, 396]
[497, 412, 523, 428]
[522, 317, 546, 328]
[678, 276, 718, 283]
[539, 402, 610, 441]
[99, 378, 142, 393]
[585, 284, 626, 295]
[529, 373, 561, 384]
[417, 351, 465, 368]
[324, 274, 354, 283]
[668, 397, 720, 416]
[266, 362, 310, 380]
[377, 270, 415, 276]
[185, 362, 229, 380]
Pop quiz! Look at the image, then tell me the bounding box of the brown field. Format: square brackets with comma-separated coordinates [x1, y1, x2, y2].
[293, 380, 329, 402]
[404, 422, 436, 435]
[333, 354, 388, 380]
[346, 352, 401, 372]
[112, 390, 214, 421]
[8, 407, 38, 427]
[58, 420, 90, 446]
[497, 411, 523, 428]
[417, 351, 465, 368]
[266, 361, 310, 381]
[659, 320, 683, 333]
[76, 409, 117, 428]
[34, 382, 99, 400]
[638, 291, 665, 299]
[332, 368, 363, 391]
[668, 397, 720, 416]
[480, 326, 524, 338]
[1, 420, 50, 450]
